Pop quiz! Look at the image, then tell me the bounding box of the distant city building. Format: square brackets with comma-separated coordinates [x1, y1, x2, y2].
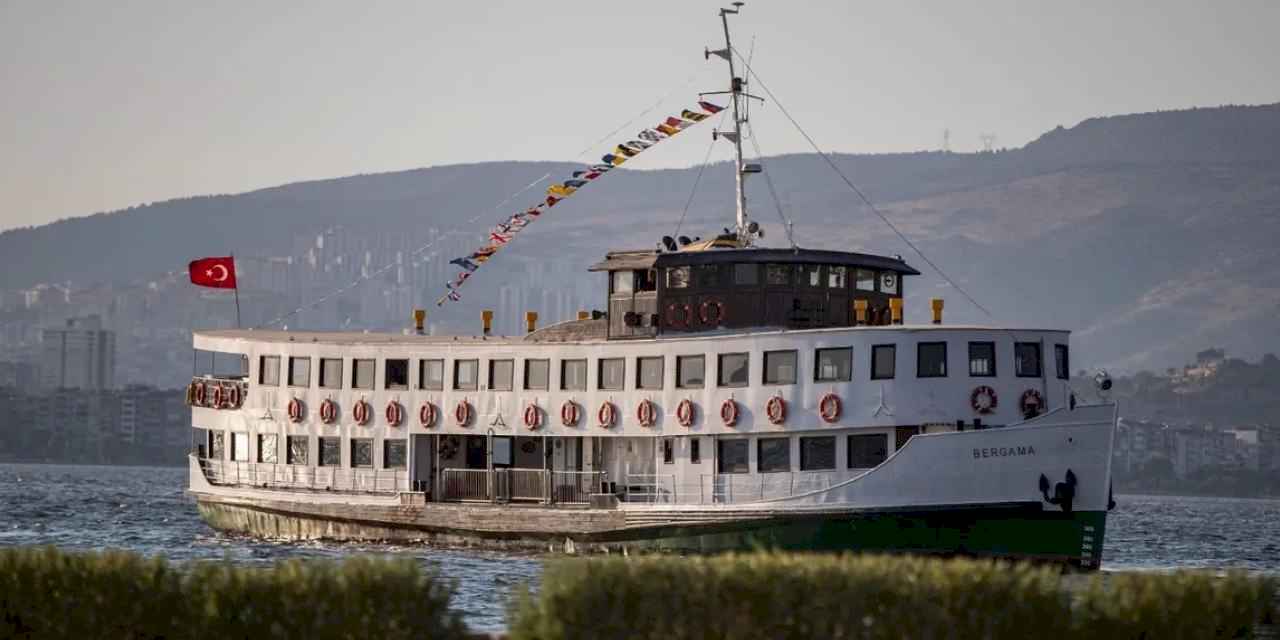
[39, 315, 116, 390]
[0, 360, 39, 391]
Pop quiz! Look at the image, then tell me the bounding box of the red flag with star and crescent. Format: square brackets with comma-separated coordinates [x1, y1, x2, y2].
[189, 256, 238, 289]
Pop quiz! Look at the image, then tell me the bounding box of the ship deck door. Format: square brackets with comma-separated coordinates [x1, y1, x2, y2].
[411, 434, 433, 493]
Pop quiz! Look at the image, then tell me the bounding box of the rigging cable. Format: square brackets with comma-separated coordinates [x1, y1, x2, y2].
[731, 47, 992, 318]
[744, 120, 798, 249]
[673, 108, 731, 239]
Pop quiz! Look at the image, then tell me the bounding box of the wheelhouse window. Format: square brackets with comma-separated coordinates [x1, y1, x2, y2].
[318, 437, 341, 467]
[758, 437, 791, 473]
[286, 435, 308, 465]
[879, 271, 899, 295]
[677, 355, 705, 388]
[637, 356, 663, 390]
[385, 359, 409, 390]
[561, 359, 587, 391]
[1015, 342, 1042, 378]
[717, 439, 749, 474]
[524, 359, 550, 391]
[717, 353, 749, 388]
[637, 269, 657, 291]
[733, 263, 758, 286]
[598, 358, 625, 391]
[257, 434, 278, 464]
[419, 359, 444, 390]
[855, 269, 875, 291]
[319, 358, 343, 389]
[1055, 344, 1070, 380]
[489, 359, 514, 391]
[765, 263, 791, 286]
[611, 270, 634, 294]
[453, 359, 479, 390]
[350, 438, 373, 468]
[662, 438, 674, 465]
[288, 357, 311, 387]
[383, 440, 407, 469]
[800, 436, 836, 471]
[695, 264, 726, 288]
[666, 266, 691, 289]
[763, 350, 798, 385]
[352, 358, 375, 390]
[917, 342, 948, 378]
[799, 264, 822, 288]
[259, 356, 280, 386]
[871, 345, 896, 380]
[828, 266, 847, 289]
[815, 347, 852, 382]
[848, 433, 888, 468]
[969, 342, 996, 377]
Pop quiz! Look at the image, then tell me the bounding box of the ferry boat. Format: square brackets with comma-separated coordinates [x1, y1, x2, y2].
[185, 5, 1117, 569]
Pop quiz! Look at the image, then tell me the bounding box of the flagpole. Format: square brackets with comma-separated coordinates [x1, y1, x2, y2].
[231, 253, 242, 329]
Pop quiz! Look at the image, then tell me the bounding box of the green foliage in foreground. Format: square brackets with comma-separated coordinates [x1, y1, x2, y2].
[509, 553, 1278, 640]
[0, 546, 468, 640]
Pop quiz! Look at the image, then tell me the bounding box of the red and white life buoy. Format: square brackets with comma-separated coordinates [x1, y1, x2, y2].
[320, 399, 338, 424]
[720, 398, 739, 427]
[664, 303, 692, 329]
[385, 401, 403, 427]
[211, 385, 225, 409]
[819, 393, 842, 423]
[636, 399, 657, 427]
[353, 400, 371, 426]
[560, 400, 580, 427]
[419, 402, 438, 428]
[287, 397, 304, 423]
[676, 399, 695, 427]
[766, 395, 787, 425]
[1020, 389, 1045, 417]
[597, 401, 616, 428]
[971, 386, 998, 415]
[455, 400, 473, 427]
[523, 404, 543, 430]
[227, 384, 243, 409]
[192, 381, 207, 406]
[699, 299, 725, 326]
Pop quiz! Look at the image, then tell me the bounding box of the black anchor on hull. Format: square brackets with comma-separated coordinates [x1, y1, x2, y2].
[1039, 469, 1077, 513]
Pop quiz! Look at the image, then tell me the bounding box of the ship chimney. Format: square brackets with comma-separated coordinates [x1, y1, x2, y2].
[482, 310, 494, 336]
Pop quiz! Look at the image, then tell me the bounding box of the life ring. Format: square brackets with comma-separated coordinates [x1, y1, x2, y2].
[970, 386, 998, 415]
[766, 395, 787, 425]
[227, 384, 243, 409]
[664, 303, 692, 329]
[523, 404, 543, 430]
[385, 401, 403, 427]
[211, 385, 225, 409]
[353, 400, 371, 426]
[819, 393, 841, 423]
[1020, 389, 1045, 417]
[720, 398, 739, 427]
[676, 399, 695, 427]
[287, 397, 304, 423]
[192, 381, 206, 406]
[319, 399, 337, 424]
[597, 401, 616, 428]
[636, 399, 656, 427]
[419, 402, 438, 428]
[560, 400, 580, 427]
[699, 299, 725, 326]
[455, 400, 473, 427]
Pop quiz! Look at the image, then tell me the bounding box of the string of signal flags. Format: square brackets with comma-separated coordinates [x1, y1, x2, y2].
[434, 99, 725, 306]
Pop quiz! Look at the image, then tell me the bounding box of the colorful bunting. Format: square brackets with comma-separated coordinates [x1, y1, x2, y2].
[698, 101, 725, 114]
[681, 109, 708, 122]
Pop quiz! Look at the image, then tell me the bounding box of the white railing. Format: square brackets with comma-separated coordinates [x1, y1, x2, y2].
[550, 470, 606, 505]
[439, 468, 608, 505]
[624, 471, 849, 505]
[199, 458, 407, 493]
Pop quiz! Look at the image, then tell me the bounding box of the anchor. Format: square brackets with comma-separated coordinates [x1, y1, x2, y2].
[1038, 469, 1077, 513]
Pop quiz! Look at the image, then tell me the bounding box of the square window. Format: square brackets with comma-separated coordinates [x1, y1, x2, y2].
[231, 432, 250, 462]
[598, 358, 625, 391]
[257, 434, 278, 464]
[662, 438, 674, 464]
[800, 436, 836, 471]
[757, 437, 791, 473]
[318, 437, 341, 467]
[765, 263, 791, 286]
[917, 342, 948, 378]
[383, 439, 407, 469]
[561, 359, 587, 391]
[799, 264, 822, 288]
[690, 438, 701, 464]
[1055, 344, 1070, 380]
[848, 433, 888, 468]
[677, 355, 705, 388]
[828, 266, 847, 289]
[419, 359, 444, 390]
[969, 342, 996, 377]
[352, 359, 375, 390]
[717, 352, 749, 388]
[350, 438, 373, 468]
[696, 264, 725, 288]
[855, 269, 876, 291]
[489, 359, 514, 391]
[210, 431, 225, 460]
[666, 266, 691, 289]
[288, 357, 311, 387]
[871, 345, 896, 380]
[879, 272, 899, 295]
[815, 347, 852, 382]
[319, 358, 343, 389]
[454, 359, 479, 390]
[259, 356, 280, 386]
[286, 435, 309, 465]
[637, 356, 663, 390]
[733, 263, 759, 286]
[1015, 342, 1042, 378]
[763, 350, 797, 385]
[717, 439, 749, 474]
[524, 359, 550, 391]
[385, 359, 409, 390]
[612, 270, 634, 294]
[637, 269, 657, 292]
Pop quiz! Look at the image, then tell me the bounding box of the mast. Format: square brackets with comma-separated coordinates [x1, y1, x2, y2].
[706, 3, 762, 247]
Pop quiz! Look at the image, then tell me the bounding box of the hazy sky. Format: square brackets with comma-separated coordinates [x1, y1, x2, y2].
[2, 0, 1277, 232]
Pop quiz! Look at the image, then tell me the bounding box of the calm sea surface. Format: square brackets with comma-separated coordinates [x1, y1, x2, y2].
[2, 463, 1278, 632]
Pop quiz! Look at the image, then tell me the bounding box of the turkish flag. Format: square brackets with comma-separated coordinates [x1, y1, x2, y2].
[189, 256, 238, 289]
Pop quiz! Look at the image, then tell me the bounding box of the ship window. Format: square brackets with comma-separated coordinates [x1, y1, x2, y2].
[848, 433, 889, 468]
[351, 438, 373, 468]
[638, 269, 658, 292]
[489, 359, 514, 391]
[855, 269, 876, 291]
[662, 438, 674, 464]
[815, 347, 852, 382]
[871, 345, 896, 380]
[209, 431, 225, 460]
[666, 266, 691, 289]
[1015, 342, 1042, 378]
[969, 342, 996, 377]
[799, 264, 822, 288]
[352, 358, 375, 390]
[383, 439, 407, 469]
[385, 359, 409, 390]
[717, 352, 749, 388]
[598, 358, 625, 391]
[319, 358, 343, 389]
[917, 342, 948, 378]
[676, 355, 705, 388]
[765, 263, 791, 286]
[690, 438, 701, 464]
[318, 437, 341, 467]
[259, 356, 280, 386]
[717, 439, 749, 474]
[733, 263, 759, 286]
[800, 436, 836, 471]
[231, 432, 250, 462]
[561, 359, 587, 391]
[257, 434, 278, 464]
[419, 359, 444, 390]
[828, 266, 847, 289]
[288, 357, 311, 388]
[764, 350, 798, 385]
[612, 270, 634, 294]
[696, 264, 726, 288]
[637, 356, 663, 390]
[879, 272, 899, 295]
[286, 435, 308, 465]
[453, 359, 479, 390]
[1055, 344, 1070, 380]
[758, 437, 791, 473]
[524, 359, 550, 390]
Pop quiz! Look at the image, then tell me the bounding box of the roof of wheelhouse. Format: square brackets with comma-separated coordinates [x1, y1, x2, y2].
[588, 247, 921, 275]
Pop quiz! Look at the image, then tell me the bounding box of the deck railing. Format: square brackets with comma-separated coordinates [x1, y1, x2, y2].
[624, 471, 851, 505]
[198, 457, 407, 494]
[439, 468, 607, 505]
